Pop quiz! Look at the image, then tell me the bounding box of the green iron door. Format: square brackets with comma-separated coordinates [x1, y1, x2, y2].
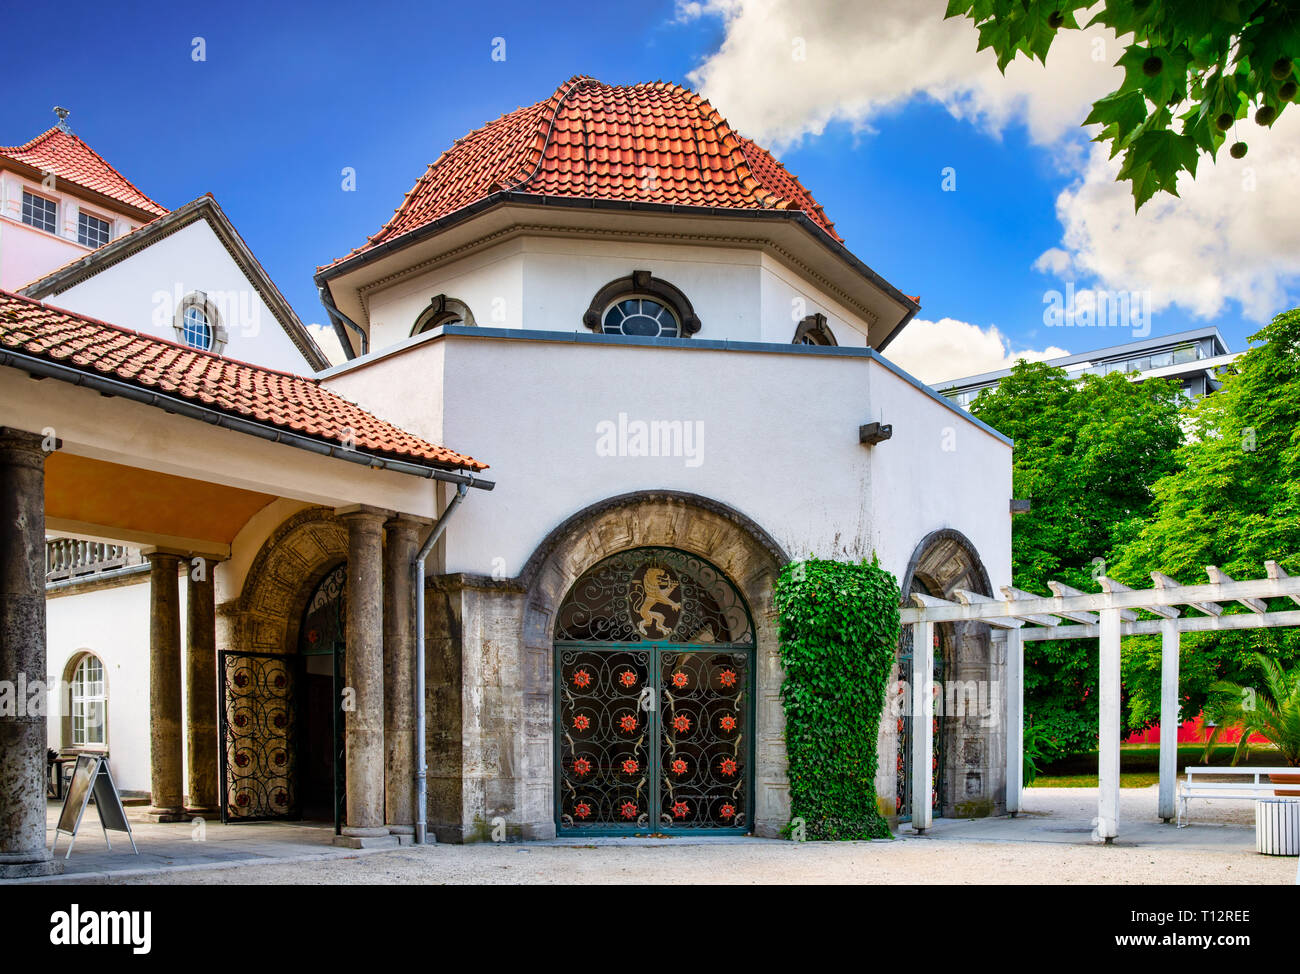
[553, 547, 755, 834]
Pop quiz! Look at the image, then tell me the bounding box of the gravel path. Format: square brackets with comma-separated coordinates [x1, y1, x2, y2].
[89, 787, 1295, 885]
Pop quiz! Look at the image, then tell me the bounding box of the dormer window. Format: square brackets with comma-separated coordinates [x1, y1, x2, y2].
[584, 270, 700, 338]
[793, 313, 837, 346]
[412, 295, 475, 334]
[77, 211, 111, 248]
[602, 297, 680, 338]
[21, 190, 56, 233]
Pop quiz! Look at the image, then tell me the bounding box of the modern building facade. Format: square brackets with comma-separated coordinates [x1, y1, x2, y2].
[1, 78, 1017, 876]
[940, 327, 1239, 409]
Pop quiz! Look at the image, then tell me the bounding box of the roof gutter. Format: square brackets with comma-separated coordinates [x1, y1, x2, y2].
[0, 347, 493, 490]
[318, 284, 366, 360]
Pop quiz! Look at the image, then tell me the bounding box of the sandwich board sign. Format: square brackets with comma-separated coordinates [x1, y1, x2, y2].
[51, 753, 139, 859]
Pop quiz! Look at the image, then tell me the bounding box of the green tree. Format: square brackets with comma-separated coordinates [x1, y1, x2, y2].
[1110, 308, 1300, 729]
[968, 360, 1184, 755]
[946, 1, 1300, 208]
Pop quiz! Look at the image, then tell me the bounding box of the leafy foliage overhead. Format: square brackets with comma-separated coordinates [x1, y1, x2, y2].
[946, 0, 1300, 208]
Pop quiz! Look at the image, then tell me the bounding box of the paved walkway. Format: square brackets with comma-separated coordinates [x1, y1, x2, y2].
[4, 787, 1295, 884]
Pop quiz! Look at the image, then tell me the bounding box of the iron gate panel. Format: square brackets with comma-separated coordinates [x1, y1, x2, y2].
[555, 643, 754, 835]
[658, 649, 749, 829]
[219, 651, 300, 822]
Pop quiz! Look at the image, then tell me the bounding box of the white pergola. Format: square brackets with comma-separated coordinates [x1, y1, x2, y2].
[898, 560, 1300, 841]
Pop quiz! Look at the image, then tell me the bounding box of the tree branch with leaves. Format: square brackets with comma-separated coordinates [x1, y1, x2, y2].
[946, 0, 1300, 208]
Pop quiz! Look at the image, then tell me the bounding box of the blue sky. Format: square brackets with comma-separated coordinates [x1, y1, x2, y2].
[2, 0, 1280, 364]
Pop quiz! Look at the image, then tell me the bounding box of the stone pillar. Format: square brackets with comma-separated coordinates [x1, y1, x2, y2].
[383, 516, 420, 839]
[910, 619, 934, 833]
[335, 507, 394, 848]
[146, 550, 185, 821]
[186, 559, 219, 814]
[0, 428, 58, 878]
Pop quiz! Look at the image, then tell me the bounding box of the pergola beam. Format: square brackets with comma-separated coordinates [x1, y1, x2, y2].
[1019, 608, 1300, 641]
[899, 573, 1300, 624]
[1208, 565, 1267, 614]
[1266, 560, 1300, 606]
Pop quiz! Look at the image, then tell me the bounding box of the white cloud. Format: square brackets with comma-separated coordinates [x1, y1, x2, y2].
[682, 0, 1119, 151]
[884, 316, 1068, 386]
[306, 322, 347, 366]
[683, 0, 1300, 324]
[1047, 115, 1300, 322]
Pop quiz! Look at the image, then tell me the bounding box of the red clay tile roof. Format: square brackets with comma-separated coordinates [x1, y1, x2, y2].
[326, 76, 840, 268]
[0, 290, 485, 472]
[1, 127, 168, 217]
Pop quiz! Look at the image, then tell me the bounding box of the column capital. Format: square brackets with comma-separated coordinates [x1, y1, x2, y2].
[142, 547, 188, 565]
[386, 512, 430, 534]
[334, 504, 393, 524]
[0, 427, 54, 467]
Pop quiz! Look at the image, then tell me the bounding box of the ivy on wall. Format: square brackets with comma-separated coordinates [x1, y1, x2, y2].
[776, 556, 900, 840]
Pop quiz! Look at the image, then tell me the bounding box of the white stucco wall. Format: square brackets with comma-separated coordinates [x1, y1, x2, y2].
[45, 575, 188, 796]
[324, 330, 1012, 591]
[41, 220, 313, 373]
[361, 236, 879, 352]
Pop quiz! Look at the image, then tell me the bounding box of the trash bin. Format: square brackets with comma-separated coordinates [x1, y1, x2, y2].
[1256, 799, 1300, 856]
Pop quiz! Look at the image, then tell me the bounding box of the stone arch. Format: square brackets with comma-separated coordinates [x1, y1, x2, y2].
[516, 490, 789, 837]
[896, 528, 1003, 819]
[233, 506, 349, 656]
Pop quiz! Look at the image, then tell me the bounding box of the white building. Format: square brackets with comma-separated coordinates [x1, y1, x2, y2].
[1, 78, 1014, 875]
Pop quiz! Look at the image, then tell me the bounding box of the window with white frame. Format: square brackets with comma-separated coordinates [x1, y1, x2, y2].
[172, 292, 228, 354]
[182, 304, 213, 349]
[70, 654, 107, 748]
[77, 210, 111, 248]
[21, 190, 57, 233]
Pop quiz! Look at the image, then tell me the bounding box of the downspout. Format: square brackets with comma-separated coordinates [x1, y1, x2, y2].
[318, 284, 368, 358]
[412, 479, 471, 844]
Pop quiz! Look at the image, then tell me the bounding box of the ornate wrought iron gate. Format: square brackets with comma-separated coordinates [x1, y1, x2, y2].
[218, 651, 300, 822]
[553, 547, 755, 835]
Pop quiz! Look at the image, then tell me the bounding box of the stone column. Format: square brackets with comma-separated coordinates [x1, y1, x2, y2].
[186, 559, 219, 815]
[145, 550, 185, 821]
[335, 507, 394, 848]
[0, 428, 58, 878]
[383, 515, 420, 839]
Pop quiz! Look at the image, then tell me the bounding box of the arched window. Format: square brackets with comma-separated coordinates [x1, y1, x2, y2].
[583, 270, 700, 337]
[173, 292, 228, 354]
[69, 653, 107, 748]
[793, 312, 837, 346]
[412, 294, 475, 335]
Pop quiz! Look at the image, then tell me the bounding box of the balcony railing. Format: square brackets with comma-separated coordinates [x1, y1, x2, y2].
[45, 538, 141, 583]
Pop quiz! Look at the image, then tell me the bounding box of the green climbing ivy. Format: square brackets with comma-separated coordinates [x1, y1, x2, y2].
[775, 556, 900, 840]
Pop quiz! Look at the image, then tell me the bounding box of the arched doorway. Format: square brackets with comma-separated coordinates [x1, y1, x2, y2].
[298, 563, 347, 829]
[553, 546, 755, 834]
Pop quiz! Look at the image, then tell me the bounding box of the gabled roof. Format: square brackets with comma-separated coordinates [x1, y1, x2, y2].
[0, 290, 486, 474]
[0, 126, 168, 218]
[21, 195, 331, 371]
[324, 76, 841, 270]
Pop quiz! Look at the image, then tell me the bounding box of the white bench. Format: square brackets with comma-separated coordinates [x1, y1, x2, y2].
[1177, 767, 1300, 826]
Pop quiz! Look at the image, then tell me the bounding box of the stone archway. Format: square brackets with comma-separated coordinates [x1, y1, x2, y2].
[895, 529, 1004, 819]
[424, 490, 789, 841]
[227, 507, 349, 657]
[216, 507, 349, 822]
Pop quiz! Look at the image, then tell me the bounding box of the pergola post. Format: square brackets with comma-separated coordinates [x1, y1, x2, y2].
[1157, 618, 1180, 822]
[1097, 606, 1121, 842]
[1005, 626, 1024, 816]
[910, 619, 934, 832]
